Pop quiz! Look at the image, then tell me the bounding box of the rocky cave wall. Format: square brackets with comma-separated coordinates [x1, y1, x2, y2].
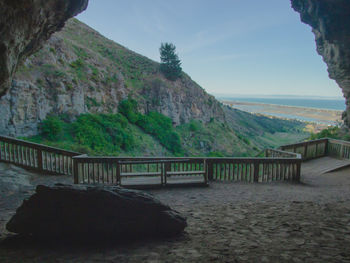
[0, 0, 88, 97]
[291, 0, 350, 127]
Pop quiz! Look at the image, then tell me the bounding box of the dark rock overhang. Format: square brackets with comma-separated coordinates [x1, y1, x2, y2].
[0, 0, 88, 97]
[291, 0, 350, 127]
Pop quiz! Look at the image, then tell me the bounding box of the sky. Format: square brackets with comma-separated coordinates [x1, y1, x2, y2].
[77, 0, 343, 98]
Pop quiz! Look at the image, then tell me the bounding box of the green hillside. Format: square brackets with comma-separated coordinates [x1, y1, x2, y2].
[13, 19, 308, 157]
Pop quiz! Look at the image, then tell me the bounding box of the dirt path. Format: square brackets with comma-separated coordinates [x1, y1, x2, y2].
[0, 163, 350, 262]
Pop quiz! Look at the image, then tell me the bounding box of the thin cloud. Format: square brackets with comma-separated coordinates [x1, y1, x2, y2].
[197, 53, 248, 63]
[130, 2, 168, 35]
[179, 13, 289, 55]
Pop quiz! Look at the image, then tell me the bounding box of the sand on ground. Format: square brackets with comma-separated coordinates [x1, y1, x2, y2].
[0, 162, 350, 263]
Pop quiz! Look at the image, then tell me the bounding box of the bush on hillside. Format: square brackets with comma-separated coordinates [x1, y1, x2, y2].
[207, 151, 225, 157]
[309, 126, 350, 141]
[137, 112, 182, 154]
[73, 113, 134, 153]
[189, 120, 202, 132]
[40, 116, 63, 140]
[118, 98, 140, 123]
[119, 99, 182, 154]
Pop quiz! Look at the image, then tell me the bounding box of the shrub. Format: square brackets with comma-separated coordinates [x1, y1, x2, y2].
[86, 96, 101, 110]
[207, 151, 225, 157]
[40, 116, 63, 140]
[118, 98, 140, 123]
[119, 98, 182, 154]
[70, 59, 86, 80]
[37, 113, 135, 155]
[137, 112, 182, 154]
[49, 47, 56, 55]
[73, 113, 134, 153]
[66, 82, 73, 91]
[189, 120, 202, 132]
[70, 59, 84, 69]
[309, 126, 347, 140]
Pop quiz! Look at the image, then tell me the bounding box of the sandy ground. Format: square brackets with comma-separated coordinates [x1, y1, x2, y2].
[222, 100, 343, 130]
[0, 162, 350, 262]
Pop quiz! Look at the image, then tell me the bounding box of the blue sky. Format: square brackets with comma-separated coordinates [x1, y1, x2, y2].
[77, 0, 343, 98]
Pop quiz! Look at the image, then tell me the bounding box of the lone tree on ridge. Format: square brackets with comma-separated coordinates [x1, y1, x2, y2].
[159, 42, 182, 81]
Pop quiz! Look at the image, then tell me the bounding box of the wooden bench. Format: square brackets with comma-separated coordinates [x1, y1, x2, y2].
[166, 170, 205, 176]
[120, 172, 162, 177]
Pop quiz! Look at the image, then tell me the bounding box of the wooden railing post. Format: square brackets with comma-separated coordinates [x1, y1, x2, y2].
[163, 162, 171, 186]
[203, 159, 208, 184]
[116, 161, 121, 185]
[303, 144, 308, 160]
[296, 161, 301, 182]
[73, 158, 79, 184]
[207, 161, 213, 181]
[37, 149, 43, 170]
[254, 162, 259, 182]
[340, 143, 345, 159]
[324, 139, 329, 156]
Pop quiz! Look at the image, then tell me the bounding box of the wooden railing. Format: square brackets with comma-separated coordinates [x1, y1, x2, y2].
[2, 135, 349, 186]
[0, 135, 308, 186]
[265, 148, 301, 158]
[0, 135, 81, 175]
[327, 139, 350, 160]
[280, 138, 350, 161]
[72, 156, 208, 187]
[72, 151, 302, 185]
[280, 138, 328, 161]
[207, 149, 301, 183]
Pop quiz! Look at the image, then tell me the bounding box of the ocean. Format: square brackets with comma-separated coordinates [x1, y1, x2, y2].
[219, 96, 345, 125]
[221, 97, 346, 111]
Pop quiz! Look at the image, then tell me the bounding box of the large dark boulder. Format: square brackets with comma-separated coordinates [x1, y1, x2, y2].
[6, 184, 187, 241]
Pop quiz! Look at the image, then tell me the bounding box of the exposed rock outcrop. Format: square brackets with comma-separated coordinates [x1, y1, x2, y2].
[291, 0, 350, 127]
[6, 184, 187, 241]
[0, 0, 88, 97]
[0, 19, 224, 137]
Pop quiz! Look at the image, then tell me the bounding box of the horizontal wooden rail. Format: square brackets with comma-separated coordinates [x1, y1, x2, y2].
[1, 135, 310, 186]
[0, 135, 82, 176]
[327, 138, 350, 160]
[265, 148, 301, 158]
[118, 159, 191, 164]
[280, 138, 350, 161]
[73, 158, 208, 186]
[206, 157, 301, 183]
[280, 138, 328, 161]
[73, 155, 301, 185]
[0, 135, 80, 156]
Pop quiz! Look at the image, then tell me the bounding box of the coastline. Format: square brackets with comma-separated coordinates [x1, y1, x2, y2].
[223, 99, 344, 112]
[221, 100, 343, 132]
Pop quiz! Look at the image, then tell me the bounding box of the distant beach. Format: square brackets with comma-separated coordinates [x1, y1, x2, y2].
[220, 97, 346, 111]
[220, 97, 344, 129]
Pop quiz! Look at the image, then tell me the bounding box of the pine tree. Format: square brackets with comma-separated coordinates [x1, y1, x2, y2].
[159, 42, 182, 81]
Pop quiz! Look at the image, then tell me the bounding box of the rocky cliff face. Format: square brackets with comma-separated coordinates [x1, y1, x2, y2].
[0, 0, 88, 97]
[0, 19, 224, 137]
[291, 0, 350, 127]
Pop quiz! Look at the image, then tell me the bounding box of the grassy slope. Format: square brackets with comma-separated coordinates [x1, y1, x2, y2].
[27, 124, 171, 157]
[16, 19, 308, 157]
[25, 113, 307, 157]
